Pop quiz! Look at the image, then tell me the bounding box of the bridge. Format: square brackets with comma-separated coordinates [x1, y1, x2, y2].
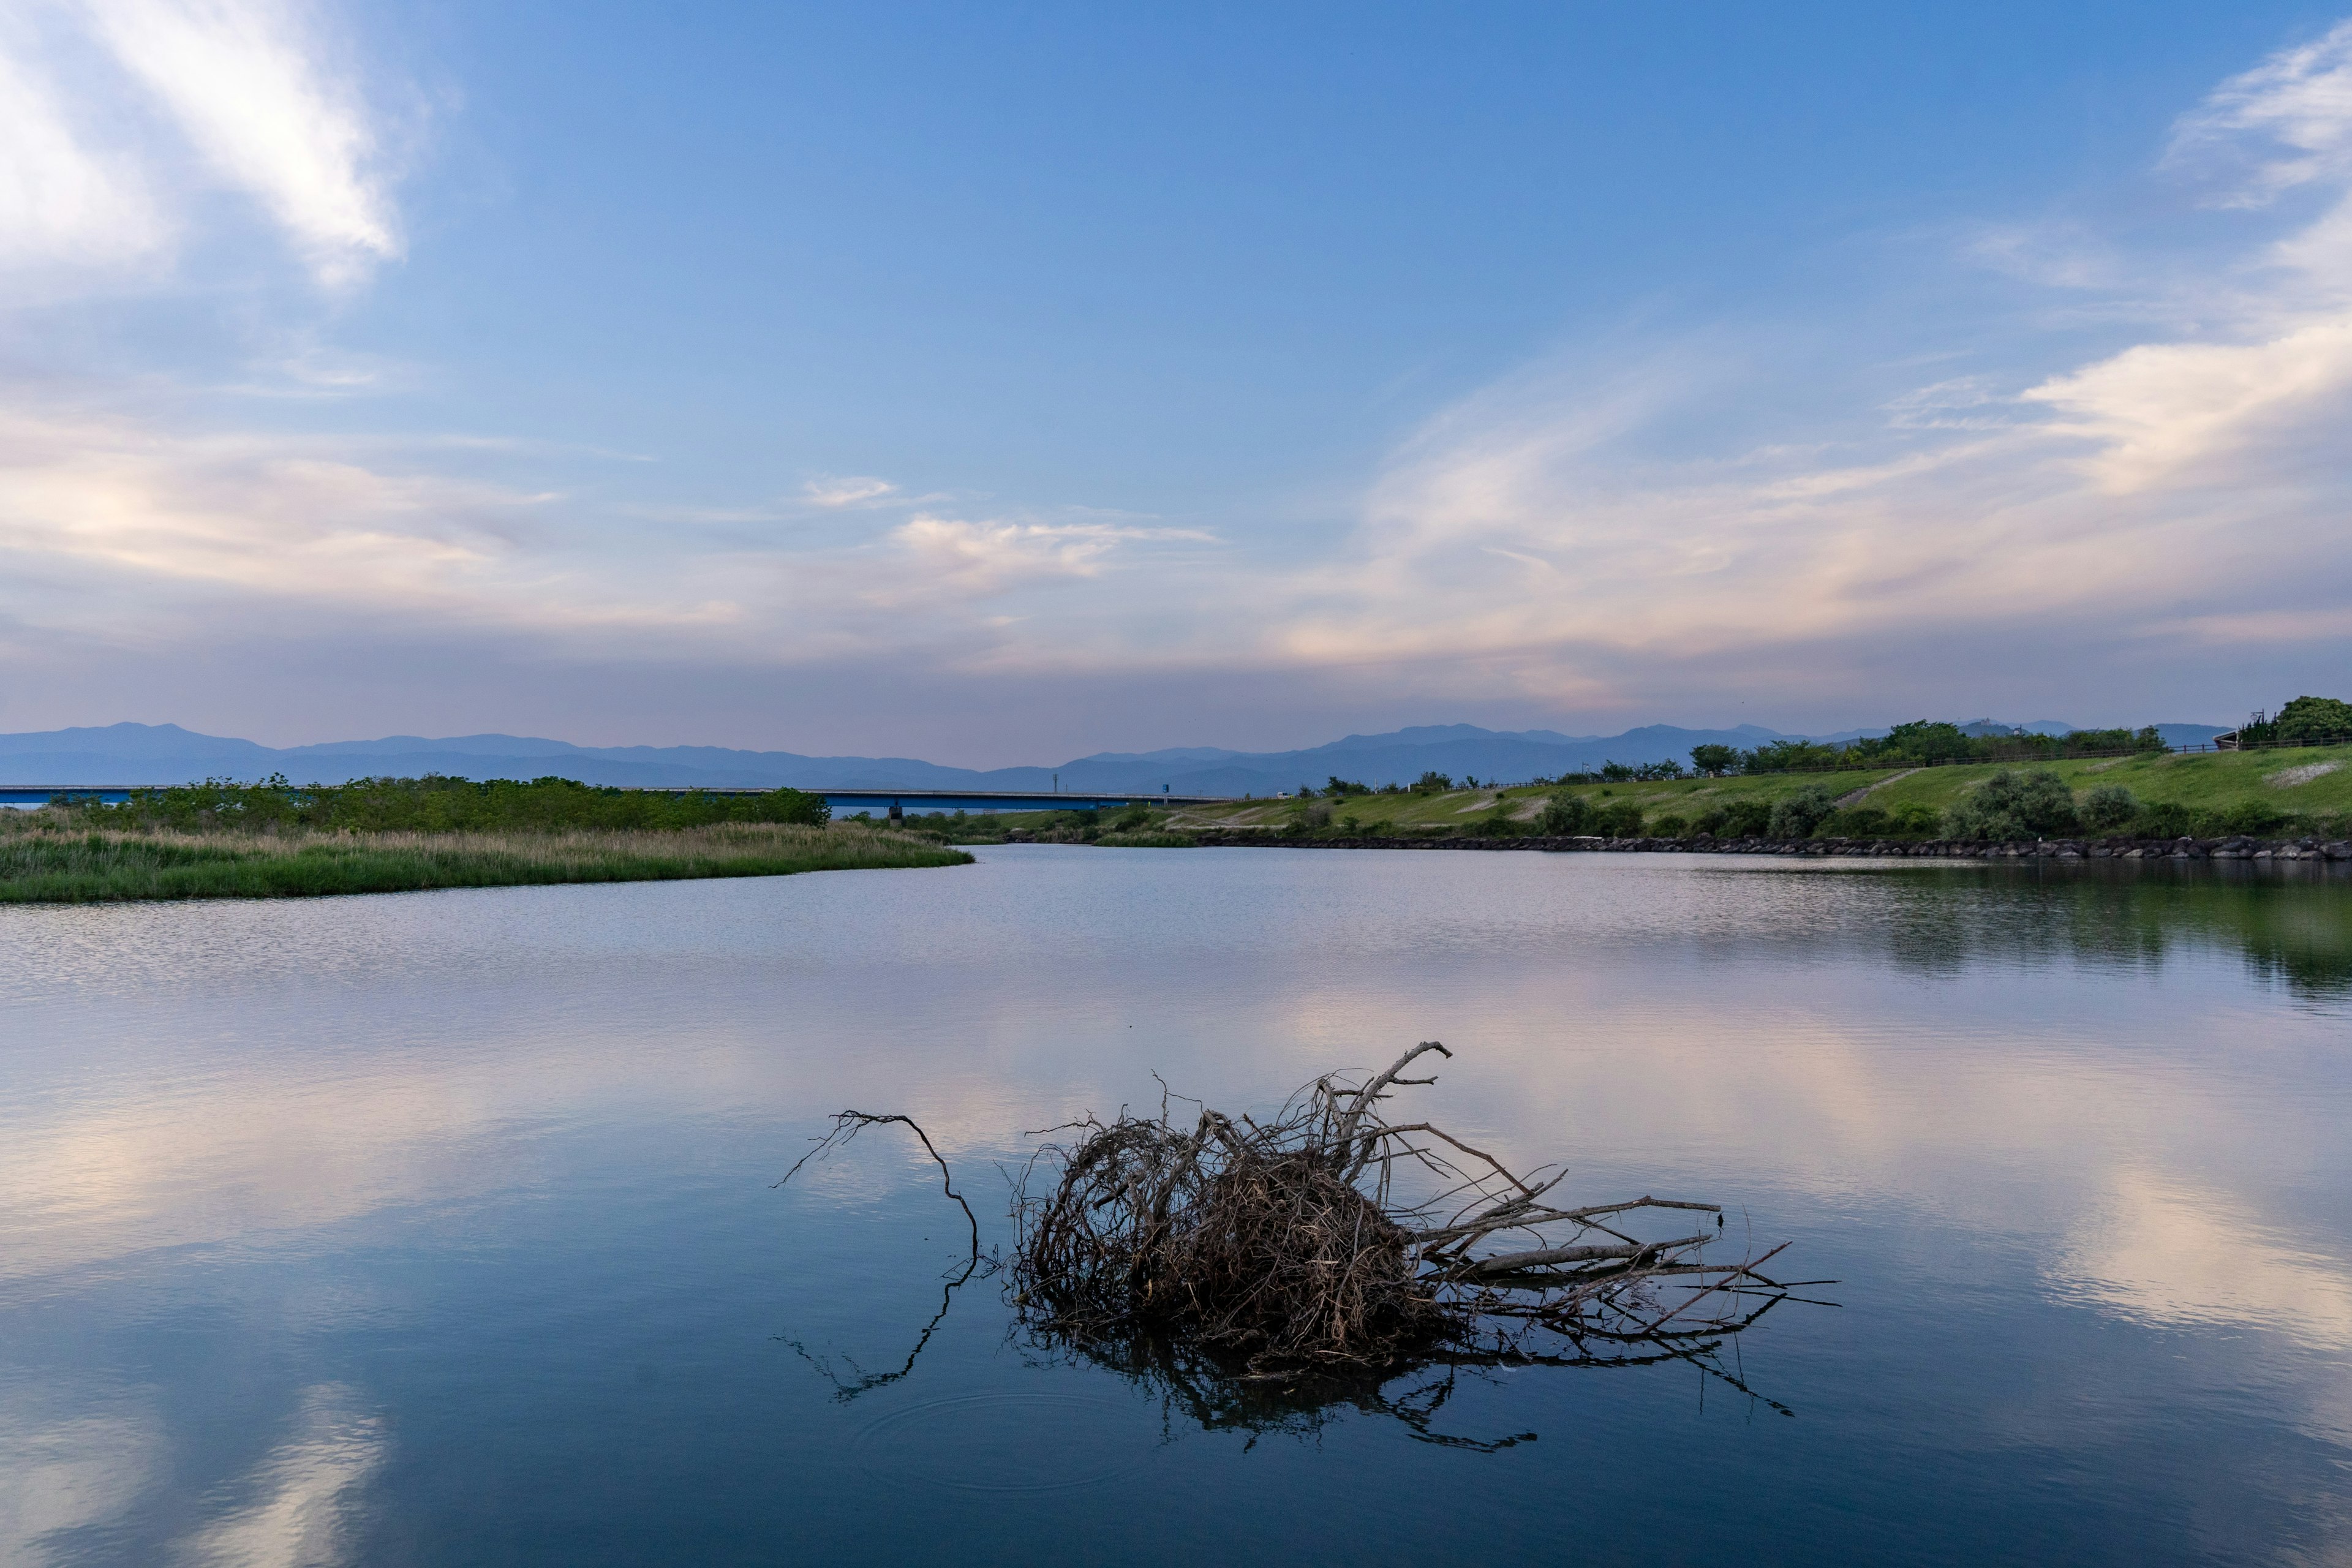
[0, 784, 1245, 813]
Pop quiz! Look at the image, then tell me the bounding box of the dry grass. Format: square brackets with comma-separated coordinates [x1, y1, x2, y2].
[0, 818, 970, 902]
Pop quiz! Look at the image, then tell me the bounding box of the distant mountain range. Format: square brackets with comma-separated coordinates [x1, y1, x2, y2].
[0, 718, 2233, 795]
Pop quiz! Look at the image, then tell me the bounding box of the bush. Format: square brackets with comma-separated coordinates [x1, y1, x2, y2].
[1823, 804, 1890, 838]
[1943, 769, 2079, 841]
[1593, 800, 1644, 837]
[1650, 813, 1688, 837]
[2079, 785, 2138, 831]
[1693, 799, 1771, 839]
[1412, 771, 1453, 794]
[1538, 793, 1594, 835]
[2135, 801, 2193, 839]
[2218, 800, 2288, 836]
[1767, 785, 1841, 840]
[1888, 804, 1940, 836]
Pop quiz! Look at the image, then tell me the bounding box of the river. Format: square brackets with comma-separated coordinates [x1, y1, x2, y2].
[2, 846, 2346, 1564]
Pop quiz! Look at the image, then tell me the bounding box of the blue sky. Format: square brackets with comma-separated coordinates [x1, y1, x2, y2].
[4, 2, 2351, 762]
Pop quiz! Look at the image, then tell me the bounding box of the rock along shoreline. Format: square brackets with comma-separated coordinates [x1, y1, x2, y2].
[1173, 832, 2352, 862]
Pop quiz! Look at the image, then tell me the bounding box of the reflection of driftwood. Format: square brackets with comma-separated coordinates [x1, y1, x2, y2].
[778, 1110, 979, 1254]
[1012, 1044, 1817, 1377]
[778, 1252, 981, 1400]
[774, 1110, 986, 1399]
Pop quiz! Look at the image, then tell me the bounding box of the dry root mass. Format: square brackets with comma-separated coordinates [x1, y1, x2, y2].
[1006, 1042, 1803, 1376]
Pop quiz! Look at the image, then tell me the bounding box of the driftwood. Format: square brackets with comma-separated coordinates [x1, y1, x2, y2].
[780, 1052, 1822, 1432]
[1009, 1043, 1815, 1378]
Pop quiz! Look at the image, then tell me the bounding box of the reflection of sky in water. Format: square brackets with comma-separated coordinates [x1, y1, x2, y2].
[1, 848, 2346, 1564]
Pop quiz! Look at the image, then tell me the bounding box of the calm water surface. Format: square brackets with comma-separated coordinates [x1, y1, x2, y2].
[2, 847, 2348, 1565]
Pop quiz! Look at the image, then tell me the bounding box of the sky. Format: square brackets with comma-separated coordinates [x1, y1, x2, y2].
[4, 1, 2352, 763]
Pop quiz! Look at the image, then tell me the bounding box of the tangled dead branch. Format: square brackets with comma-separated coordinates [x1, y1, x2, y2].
[1010, 1042, 1812, 1377]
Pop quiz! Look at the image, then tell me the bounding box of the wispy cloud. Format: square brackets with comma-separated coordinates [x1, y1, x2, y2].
[2169, 18, 2352, 207]
[880, 514, 1209, 603]
[801, 474, 897, 508]
[1280, 18, 2352, 695]
[0, 23, 164, 274]
[0, 0, 403, 290]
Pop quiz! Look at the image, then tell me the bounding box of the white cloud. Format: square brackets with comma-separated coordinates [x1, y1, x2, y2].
[886, 514, 1157, 598]
[83, 0, 398, 286]
[2171, 18, 2352, 205]
[802, 475, 897, 507]
[2024, 317, 2352, 490]
[0, 26, 165, 274]
[0, 0, 402, 291]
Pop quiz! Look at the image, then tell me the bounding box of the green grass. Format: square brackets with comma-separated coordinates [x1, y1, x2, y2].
[0, 822, 970, 903]
[1153, 744, 2352, 837]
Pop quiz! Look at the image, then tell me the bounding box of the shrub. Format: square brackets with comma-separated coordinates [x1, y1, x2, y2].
[1943, 769, 2079, 840]
[1823, 804, 1890, 838]
[2079, 785, 2137, 831]
[2218, 800, 2288, 836]
[1538, 793, 1594, 835]
[1650, 813, 1688, 837]
[2135, 801, 2193, 839]
[1694, 799, 1771, 839]
[1598, 762, 1636, 782]
[1888, 804, 1940, 836]
[1592, 800, 1644, 837]
[1767, 785, 1841, 840]
[1412, 771, 1453, 794]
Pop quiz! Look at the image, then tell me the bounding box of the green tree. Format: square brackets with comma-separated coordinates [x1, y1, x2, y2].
[1943, 769, 2079, 840]
[1766, 785, 1841, 839]
[1593, 799, 1645, 837]
[2080, 785, 2137, 831]
[1689, 744, 1737, 776]
[1538, 793, 1593, 835]
[2276, 695, 2352, 743]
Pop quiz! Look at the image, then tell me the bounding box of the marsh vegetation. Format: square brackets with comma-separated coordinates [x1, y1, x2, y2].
[0, 818, 968, 903]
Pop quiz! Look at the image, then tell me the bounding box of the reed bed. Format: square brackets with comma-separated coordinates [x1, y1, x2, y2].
[0, 820, 969, 903]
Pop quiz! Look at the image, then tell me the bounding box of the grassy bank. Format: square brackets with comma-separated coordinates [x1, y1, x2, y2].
[0, 821, 969, 903]
[1109, 744, 2352, 843]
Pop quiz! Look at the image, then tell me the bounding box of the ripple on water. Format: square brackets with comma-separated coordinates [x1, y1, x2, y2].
[853, 1391, 1156, 1494]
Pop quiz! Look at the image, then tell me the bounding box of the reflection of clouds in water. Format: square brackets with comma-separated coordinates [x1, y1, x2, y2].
[0, 1409, 162, 1566]
[2056, 1169, 2352, 1446]
[175, 1387, 385, 1568]
[2061, 1169, 2352, 1345]
[0, 1071, 514, 1284]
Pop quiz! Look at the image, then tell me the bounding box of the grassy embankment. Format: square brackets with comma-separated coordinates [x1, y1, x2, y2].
[897, 744, 2352, 845]
[1192, 746, 2352, 838]
[0, 820, 970, 903]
